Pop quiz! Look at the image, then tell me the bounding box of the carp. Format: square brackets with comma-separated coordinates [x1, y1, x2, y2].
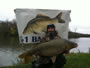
[23, 12, 65, 34]
[19, 38, 78, 58]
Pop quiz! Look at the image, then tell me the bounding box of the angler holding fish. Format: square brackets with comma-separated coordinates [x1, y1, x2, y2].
[31, 24, 66, 68]
[19, 24, 78, 68]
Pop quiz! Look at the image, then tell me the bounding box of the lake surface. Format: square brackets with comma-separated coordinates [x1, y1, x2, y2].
[0, 36, 90, 67]
[70, 38, 90, 53]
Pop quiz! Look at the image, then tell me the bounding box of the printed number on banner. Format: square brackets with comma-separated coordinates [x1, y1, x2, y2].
[25, 36, 28, 42]
[32, 36, 40, 42]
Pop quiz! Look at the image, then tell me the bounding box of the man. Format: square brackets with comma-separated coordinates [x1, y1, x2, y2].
[41, 24, 60, 42]
[32, 24, 66, 68]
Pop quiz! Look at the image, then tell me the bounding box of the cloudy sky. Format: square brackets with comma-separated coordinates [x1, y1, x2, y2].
[0, 0, 90, 33]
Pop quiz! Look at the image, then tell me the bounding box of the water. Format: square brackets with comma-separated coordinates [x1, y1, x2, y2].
[0, 36, 33, 67]
[70, 38, 90, 53]
[0, 36, 90, 67]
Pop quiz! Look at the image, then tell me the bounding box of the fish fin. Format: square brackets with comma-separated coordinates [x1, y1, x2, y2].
[42, 30, 46, 32]
[59, 19, 65, 23]
[36, 14, 46, 16]
[18, 52, 28, 59]
[24, 55, 32, 64]
[42, 27, 47, 32]
[33, 32, 38, 34]
[36, 14, 50, 19]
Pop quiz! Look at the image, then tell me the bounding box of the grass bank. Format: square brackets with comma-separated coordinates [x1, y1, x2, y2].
[1, 53, 90, 68]
[64, 53, 90, 68]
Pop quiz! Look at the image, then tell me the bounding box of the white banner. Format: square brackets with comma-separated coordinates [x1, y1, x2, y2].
[14, 9, 71, 44]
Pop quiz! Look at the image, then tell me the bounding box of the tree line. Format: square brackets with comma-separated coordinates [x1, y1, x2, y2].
[0, 20, 18, 37]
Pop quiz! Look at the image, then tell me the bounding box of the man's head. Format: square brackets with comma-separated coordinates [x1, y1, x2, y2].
[47, 24, 55, 32]
[47, 24, 56, 40]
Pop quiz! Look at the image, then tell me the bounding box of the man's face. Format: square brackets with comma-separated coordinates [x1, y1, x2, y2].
[48, 27, 55, 32]
[47, 27, 55, 40]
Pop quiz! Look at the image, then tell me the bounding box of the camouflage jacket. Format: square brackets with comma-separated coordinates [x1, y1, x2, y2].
[40, 31, 61, 42]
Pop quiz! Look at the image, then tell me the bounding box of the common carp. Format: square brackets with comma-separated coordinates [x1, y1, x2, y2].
[23, 12, 65, 34]
[19, 38, 78, 58]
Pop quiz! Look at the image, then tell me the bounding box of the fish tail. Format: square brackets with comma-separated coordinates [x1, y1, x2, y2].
[18, 52, 32, 64]
[55, 12, 62, 19]
[55, 12, 65, 23]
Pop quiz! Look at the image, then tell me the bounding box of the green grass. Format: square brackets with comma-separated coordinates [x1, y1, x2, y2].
[1, 53, 90, 68]
[64, 53, 90, 68]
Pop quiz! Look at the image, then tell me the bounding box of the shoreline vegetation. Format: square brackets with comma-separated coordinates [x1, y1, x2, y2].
[1, 53, 90, 68]
[0, 20, 90, 39]
[0, 20, 18, 37]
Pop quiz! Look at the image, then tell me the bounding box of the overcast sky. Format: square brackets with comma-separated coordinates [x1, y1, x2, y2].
[0, 0, 90, 33]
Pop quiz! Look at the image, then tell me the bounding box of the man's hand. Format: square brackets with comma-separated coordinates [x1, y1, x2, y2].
[51, 56, 56, 63]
